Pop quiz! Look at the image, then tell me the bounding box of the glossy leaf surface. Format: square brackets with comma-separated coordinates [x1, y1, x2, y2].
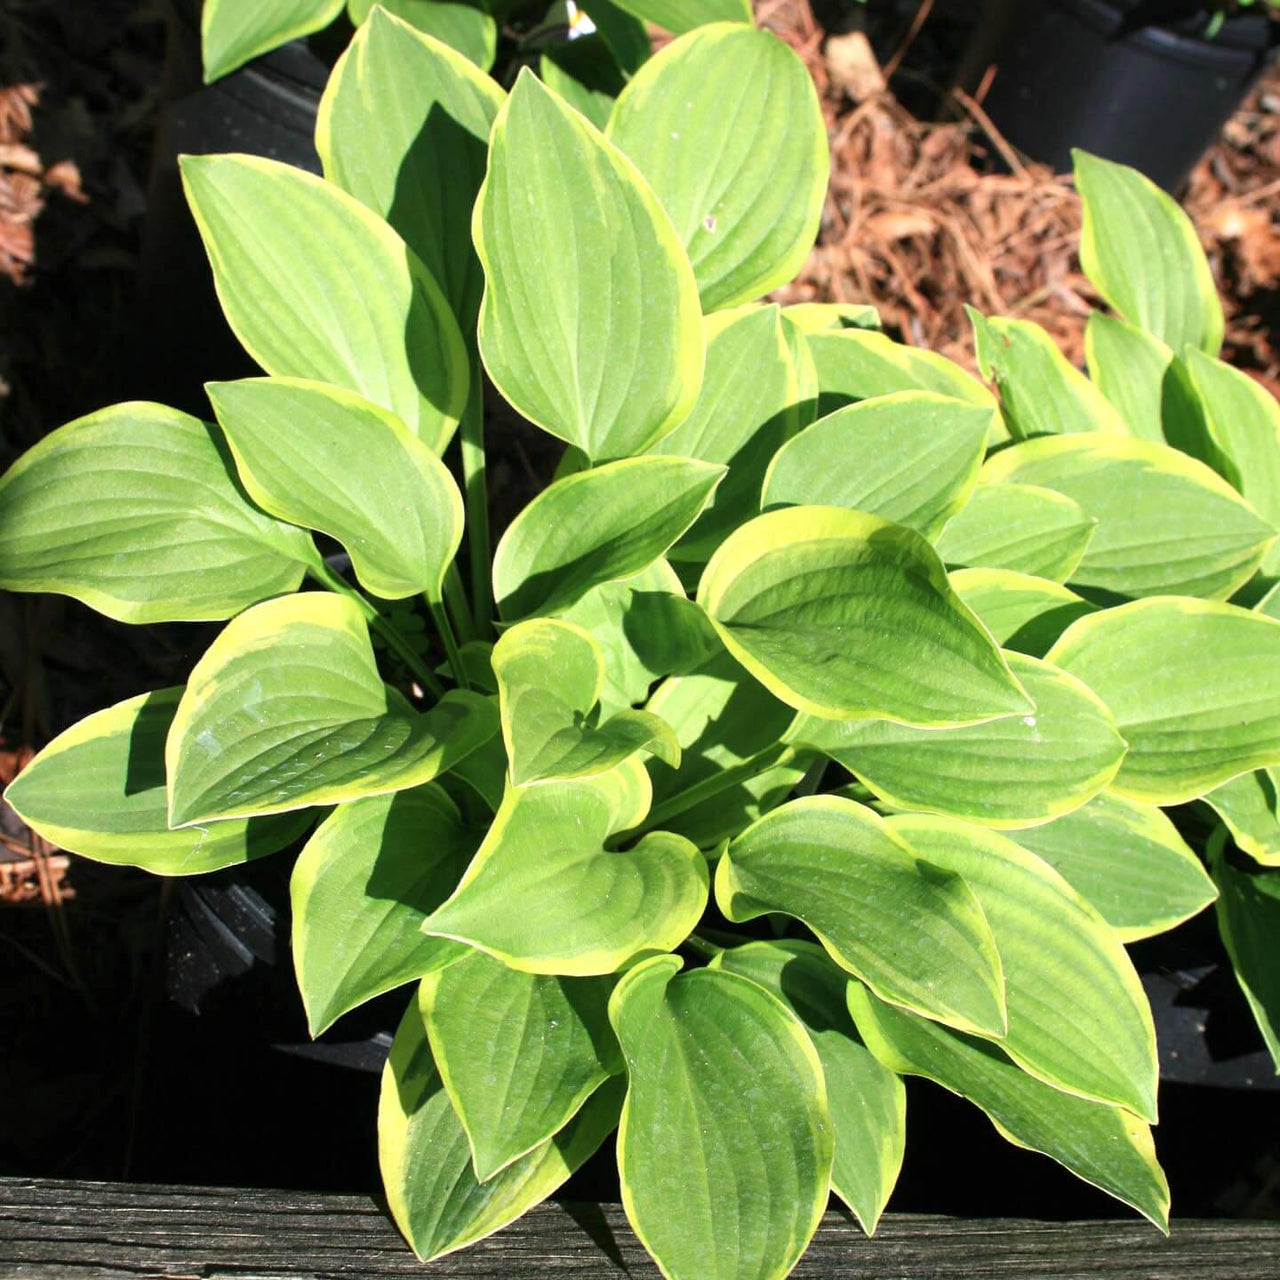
[610, 956, 832, 1280]
[717, 796, 1007, 1037]
[4, 689, 309, 875]
[608, 24, 827, 311]
[290, 786, 475, 1034]
[698, 505, 1030, 725]
[886, 814, 1158, 1120]
[167, 593, 497, 825]
[474, 70, 703, 462]
[181, 154, 468, 453]
[209, 378, 463, 600]
[0, 403, 315, 623]
[1048, 598, 1280, 803]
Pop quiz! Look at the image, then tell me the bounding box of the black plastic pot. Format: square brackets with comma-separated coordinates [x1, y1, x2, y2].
[128, 0, 334, 414]
[956, 0, 1279, 191]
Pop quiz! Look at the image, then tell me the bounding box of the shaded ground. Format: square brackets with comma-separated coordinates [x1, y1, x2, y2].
[0, 0, 1278, 1223]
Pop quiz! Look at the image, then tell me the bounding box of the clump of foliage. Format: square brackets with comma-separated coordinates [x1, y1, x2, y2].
[2, 6, 1279, 1276]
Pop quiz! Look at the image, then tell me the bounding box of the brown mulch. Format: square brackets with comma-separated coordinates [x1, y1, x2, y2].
[759, 0, 1280, 399]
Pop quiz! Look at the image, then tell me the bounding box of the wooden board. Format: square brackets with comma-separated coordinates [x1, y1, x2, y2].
[2, 1177, 1278, 1278]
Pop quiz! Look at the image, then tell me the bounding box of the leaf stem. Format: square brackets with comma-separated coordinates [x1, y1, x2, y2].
[444, 563, 477, 645]
[426, 591, 470, 691]
[307, 562, 445, 699]
[460, 363, 493, 637]
[682, 932, 724, 961]
[630, 744, 798, 837]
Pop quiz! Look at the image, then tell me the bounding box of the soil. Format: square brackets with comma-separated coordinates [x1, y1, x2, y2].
[1, 0, 1278, 1226]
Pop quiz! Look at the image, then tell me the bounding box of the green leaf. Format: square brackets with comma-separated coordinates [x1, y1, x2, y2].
[780, 302, 881, 334]
[421, 950, 621, 1179]
[289, 785, 475, 1035]
[347, 0, 496, 70]
[610, 955, 832, 1280]
[492, 617, 679, 785]
[579, 0, 651, 74]
[968, 309, 1126, 438]
[181, 154, 468, 455]
[712, 940, 905, 1235]
[1209, 838, 1280, 1073]
[380, 990, 623, 1262]
[318, 7, 504, 330]
[981, 432, 1275, 599]
[3, 689, 309, 875]
[933, 483, 1097, 583]
[717, 795, 1007, 1038]
[474, 69, 703, 463]
[421, 760, 708, 974]
[949, 568, 1096, 658]
[762, 392, 994, 540]
[885, 814, 1158, 1120]
[1074, 149, 1223, 355]
[540, 37, 624, 131]
[697, 505, 1031, 725]
[166, 592, 498, 825]
[558, 559, 718, 716]
[795, 652, 1126, 829]
[645, 649, 805, 848]
[0, 403, 315, 623]
[649, 306, 803, 565]
[1007, 792, 1216, 941]
[607, 0, 751, 32]
[807, 329, 995, 419]
[608, 24, 826, 312]
[492, 455, 724, 620]
[846, 984, 1169, 1229]
[1182, 347, 1280, 580]
[1047, 597, 1280, 804]
[1205, 768, 1280, 867]
[446, 725, 508, 811]
[201, 0, 343, 82]
[1083, 312, 1173, 443]
[208, 378, 463, 601]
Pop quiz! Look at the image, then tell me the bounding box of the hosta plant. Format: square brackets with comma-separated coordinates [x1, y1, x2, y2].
[2, 9, 1279, 1277]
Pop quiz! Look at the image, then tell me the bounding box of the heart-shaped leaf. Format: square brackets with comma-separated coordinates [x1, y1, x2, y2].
[949, 568, 1096, 657]
[421, 760, 708, 974]
[0, 403, 316, 623]
[208, 377, 463, 601]
[717, 795, 1007, 1037]
[166, 593, 498, 825]
[4, 689, 309, 875]
[492, 456, 724, 620]
[968, 309, 1126, 438]
[380, 990, 623, 1262]
[1047, 598, 1280, 804]
[610, 955, 832, 1280]
[181, 154, 468, 453]
[290, 785, 477, 1035]
[762, 391, 994, 539]
[473, 69, 703, 462]
[319, 7, 504, 327]
[607, 24, 827, 311]
[846, 983, 1169, 1229]
[421, 950, 621, 1179]
[712, 940, 906, 1235]
[201, 0, 343, 82]
[697, 505, 1031, 725]
[933, 483, 1097, 583]
[648, 306, 803, 564]
[492, 618, 679, 785]
[885, 814, 1158, 1121]
[1008, 792, 1216, 940]
[981, 430, 1274, 600]
[1074, 149, 1222, 356]
[793, 652, 1126, 828]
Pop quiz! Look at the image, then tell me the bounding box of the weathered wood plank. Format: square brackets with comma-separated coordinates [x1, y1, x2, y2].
[1, 1177, 1277, 1279]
